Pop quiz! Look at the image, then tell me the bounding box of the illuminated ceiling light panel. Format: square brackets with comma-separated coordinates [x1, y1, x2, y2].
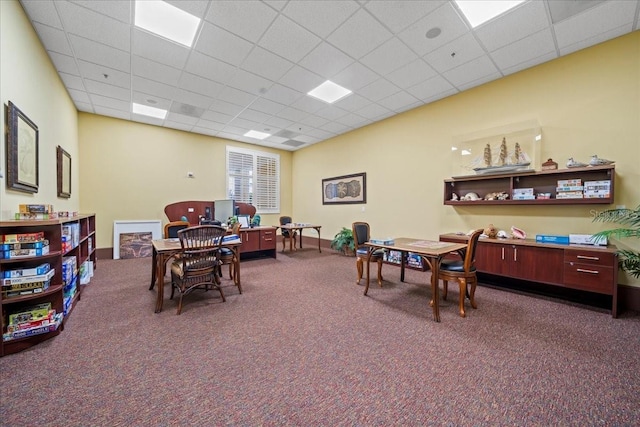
[455, 0, 524, 28]
[135, 0, 200, 47]
[133, 102, 167, 119]
[244, 130, 271, 140]
[307, 80, 352, 104]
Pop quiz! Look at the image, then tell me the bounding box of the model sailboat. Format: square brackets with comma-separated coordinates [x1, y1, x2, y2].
[473, 138, 531, 175]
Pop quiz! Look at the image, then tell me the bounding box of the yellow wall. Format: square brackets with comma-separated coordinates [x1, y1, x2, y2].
[78, 114, 293, 249]
[292, 32, 639, 285]
[0, 0, 79, 216]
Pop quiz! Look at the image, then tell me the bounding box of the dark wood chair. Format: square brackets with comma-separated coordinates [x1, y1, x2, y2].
[279, 216, 297, 252]
[439, 228, 483, 317]
[352, 222, 384, 287]
[170, 225, 227, 315]
[217, 222, 242, 294]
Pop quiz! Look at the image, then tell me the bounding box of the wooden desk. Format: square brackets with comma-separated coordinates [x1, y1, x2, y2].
[278, 224, 322, 252]
[364, 238, 467, 322]
[150, 238, 241, 313]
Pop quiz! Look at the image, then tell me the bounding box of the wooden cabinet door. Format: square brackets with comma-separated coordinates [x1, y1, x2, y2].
[475, 242, 510, 275]
[511, 245, 564, 284]
[239, 230, 260, 253]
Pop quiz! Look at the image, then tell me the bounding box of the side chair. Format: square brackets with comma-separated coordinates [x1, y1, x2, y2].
[170, 225, 227, 315]
[279, 216, 297, 252]
[438, 228, 484, 317]
[352, 222, 384, 287]
[161, 220, 190, 277]
[217, 222, 242, 294]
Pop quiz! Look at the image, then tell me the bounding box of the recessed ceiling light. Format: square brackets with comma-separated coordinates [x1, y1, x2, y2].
[307, 80, 352, 104]
[244, 130, 271, 140]
[132, 102, 167, 119]
[135, 0, 201, 47]
[425, 27, 442, 39]
[455, 0, 524, 28]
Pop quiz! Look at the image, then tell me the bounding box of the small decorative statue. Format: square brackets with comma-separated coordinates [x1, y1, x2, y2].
[566, 157, 587, 168]
[450, 193, 459, 201]
[589, 155, 615, 166]
[461, 192, 480, 201]
[484, 224, 498, 239]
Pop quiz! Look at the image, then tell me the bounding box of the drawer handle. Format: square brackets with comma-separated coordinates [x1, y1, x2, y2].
[264, 238, 273, 241]
[577, 255, 599, 261]
[577, 268, 599, 274]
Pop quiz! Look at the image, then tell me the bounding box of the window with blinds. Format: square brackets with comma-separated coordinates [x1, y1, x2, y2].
[226, 146, 280, 214]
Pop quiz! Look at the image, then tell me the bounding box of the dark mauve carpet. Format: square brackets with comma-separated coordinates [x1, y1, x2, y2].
[1, 249, 639, 426]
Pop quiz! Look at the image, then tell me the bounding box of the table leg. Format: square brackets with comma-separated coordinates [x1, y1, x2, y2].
[400, 251, 406, 282]
[298, 228, 303, 249]
[315, 227, 321, 253]
[150, 247, 158, 290]
[364, 250, 372, 296]
[155, 253, 166, 313]
[430, 256, 441, 322]
[233, 246, 242, 293]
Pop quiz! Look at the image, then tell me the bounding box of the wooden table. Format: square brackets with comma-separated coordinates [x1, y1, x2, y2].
[150, 238, 241, 313]
[278, 223, 322, 252]
[364, 238, 467, 322]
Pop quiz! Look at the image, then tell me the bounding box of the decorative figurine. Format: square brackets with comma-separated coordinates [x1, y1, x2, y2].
[511, 226, 526, 239]
[542, 158, 558, 170]
[589, 155, 615, 166]
[566, 157, 587, 168]
[450, 193, 459, 201]
[461, 192, 480, 201]
[497, 230, 508, 238]
[484, 224, 498, 239]
[499, 138, 507, 166]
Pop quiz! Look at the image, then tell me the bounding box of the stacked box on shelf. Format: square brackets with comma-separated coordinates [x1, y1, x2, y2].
[2, 302, 63, 342]
[384, 250, 403, 264]
[18, 204, 54, 214]
[61, 223, 80, 253]
[406, 252, 424, 269]
[556, 179, 583, 199]
[79, 260, 94, 285]
[1, 269, 55, 299]
[0, 240, 50, 259]
[513, 188, 535, 200]
[2, 263, 50, 278]
[584, 180, 611, 199]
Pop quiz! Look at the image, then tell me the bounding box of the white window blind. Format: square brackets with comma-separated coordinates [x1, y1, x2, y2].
[226, 146, 280, 214]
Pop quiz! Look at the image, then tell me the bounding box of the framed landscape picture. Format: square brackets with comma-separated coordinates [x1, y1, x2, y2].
[322, 172, 366, 205]
[6, 101, 39, 193]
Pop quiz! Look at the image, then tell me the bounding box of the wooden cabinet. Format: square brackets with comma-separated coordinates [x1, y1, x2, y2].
[0, 215, 96, 356]
[440, 233, 619, 317]
[443, 165, 614, 205]
[238, 226, 277, 259]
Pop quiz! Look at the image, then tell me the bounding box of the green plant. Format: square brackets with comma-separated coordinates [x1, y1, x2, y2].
[331, 227, 355, 255]
[592, 204, 640, 278]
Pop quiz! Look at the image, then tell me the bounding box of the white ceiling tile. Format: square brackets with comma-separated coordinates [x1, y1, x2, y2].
[265, 135, 289, 144]
[336, 112, 367, 127]
[165, 120, 194, 132]
[67, 88, 91, 104]
[306, 128, 335, 140]
[321, 121, 350, 133]
[443, 56, 500, 89]
[132, 56, 182, 86]
[78, 60, 130, 89]
[184, 51, 236, 84]
[355, 103, 393, 121]
[456, 71, 502, 92]
[328, 8, 393, 59]
[262, 84, 304, 105]
[195, 22, 254, 66]
[201, 110, 233, 124]
[559, 25, 632, 56]
[227, 69, 274, 96]
[93, 106, 130, 120]
[205, 1, 278, 43]
[554, 1, 637, 50]
[299, 114, 329, 128]
[132, 77, 177, 101]
[75, 102, 93, 112]
[406, 74, 456, 101]
[365, 1, 445, 33]
[47, 51, 80, 75]
[377, 91, 421, 113]
[71, 0, 131, 23]
[291, 96, 326, 114]
[84, 79, 130, 101]
[68, 34, 130, 72]
[277, 66, 324, 93]
[315, 105, 349, 121]
[331, 62, 380, 91]
[248, 98, 286, 116]
[195, 119, 226, 131]
[475, 0, 549, 52]
[238, 109, 272, 123]
[424, 32, 486, 74]
[264, 115, 294, 129]
[500, 51, 557, 76]
[491, 29, 556, 72]
[166, 112, 199, 126]
[58, 72, 84, 91]
[360, 37, 418, 76]
[173, 88, 214, 110]
[209, 99, 245, 116]
[299, 42, 354, 79]
[278, 107, 308, 122]
[178, 73, 224, 99]
[398, 3, 469, 56]
[21, 0, 63, 29]
[56, 1, 130, 51]
[132, 28, 190, 70]
[334, 93, 371, 112]
[282, 0, 359, 38]
[132, 114, 165, 127]
[33, 23, 73, 56]
[216, 86, 258, 107]
[386, 58, 437, 89]
[165, 0, 209, 19]
[358, 78, 401, 102]
[259, 15, 321, 63]
[131, 92, 171, 110]
[241, 47, 295, 81]
[228, 117, 263, 130]
[90, 93, 130, 111]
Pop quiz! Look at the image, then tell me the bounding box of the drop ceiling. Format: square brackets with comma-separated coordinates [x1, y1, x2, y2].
[19, 0, 640, 151]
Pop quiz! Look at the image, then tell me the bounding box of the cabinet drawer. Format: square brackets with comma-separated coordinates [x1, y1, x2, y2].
[563, 262, 614, 294]
[564, 250, 614, 267]
[260, 230, 276, 249]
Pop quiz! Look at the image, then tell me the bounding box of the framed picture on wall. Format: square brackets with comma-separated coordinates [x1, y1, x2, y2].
[322, 172, 366, 205]
[57, 145, 71, 198]
[6, 101, 39, 193]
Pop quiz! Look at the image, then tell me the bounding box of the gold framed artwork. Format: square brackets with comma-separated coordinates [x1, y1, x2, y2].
[6, 101, 39, 193]
[322, 172, 366, 205]
[57, 145, 71, 198]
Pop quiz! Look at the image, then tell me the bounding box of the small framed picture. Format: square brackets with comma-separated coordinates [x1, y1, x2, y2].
[237, 214, 250, 228]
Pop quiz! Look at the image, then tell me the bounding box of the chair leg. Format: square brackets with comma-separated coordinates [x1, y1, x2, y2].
[356, 257, 363, 284]
[442, 280, 448, 300]
[458, 278, 467, 318]
[177, 293, 184, 315]
[376, 259, 383, 287]
[469, 277, 478, 309]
